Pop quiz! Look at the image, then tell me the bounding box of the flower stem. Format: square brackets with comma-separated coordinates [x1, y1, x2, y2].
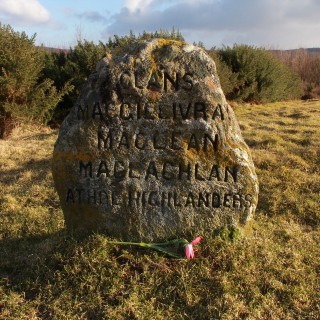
[106, 239, 188, 258]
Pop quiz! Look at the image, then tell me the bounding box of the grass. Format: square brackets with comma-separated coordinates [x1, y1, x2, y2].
[0, 101, 319, 319]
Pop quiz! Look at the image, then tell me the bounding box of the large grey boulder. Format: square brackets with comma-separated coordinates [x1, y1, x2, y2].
[52, 39, 259, 241]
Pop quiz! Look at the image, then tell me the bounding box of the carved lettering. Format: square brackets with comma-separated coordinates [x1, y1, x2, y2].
[114, 161, 126, 179]
[99, 191, 109, 205]
[233, 194, 241, 209]
[128, 190, 140, 206]
[195, 163, 205, 181]
[185, 192, 196, 207]
[76, 188, 84, 204]
[98, 129, 113, 149]
[223, 194, 232, 207]
[87, 190, 97, 204]
[77, 104, 89, 120]
[164, 71, 179, 92]
[79, 161, 93, 178]
[244, 194, 253, 208]
[145, 161, 159, 180]
[153, 132, 166, 149]
[225, 166, 238, 183]
[119, 71, 133, 89]
[53, 39, 258, 241]
[204, 134, 219, 152]
[134, 71, 144, 89]
[119, 131, 130, 149]
[198, 192, 210, 207]
[119, 70, 193, 92]
[173, 102, 192, 120]
[92, 102, 103, 119]
[209, 165, 221, 181]
[194, 102, 207, 120]
[147, 70, 162, 91]
[162, 161, 175, 180]
[182, 73, 193, 91]
[135, 132, 147, 150]
[212, 192, 220, 208]
[178, 162, 191, 180]
[97, 161, 109, 177]
[171, 131, 182, 150]
[213, 104, 225, 121]
[97, 128, 219, 152]
[77, 100, 228, 122]
[66, 188, 75, 203]
[120, 103, 134, 120]
[79, 159, 239, 183]
[188, 133, 200, 151]
[66, 187, 253, 212]
[129, 162, 140, 179]
[148, 191, 160, 206]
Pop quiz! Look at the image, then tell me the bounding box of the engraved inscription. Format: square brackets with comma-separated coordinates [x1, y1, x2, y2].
[66, 187, 253, 210]
[52, 39, 258, 239]
[77, 101, 229, 122]
[79, 160, 238, 182]
[97, 128, 219, 152]
[119, 70, 194, 92]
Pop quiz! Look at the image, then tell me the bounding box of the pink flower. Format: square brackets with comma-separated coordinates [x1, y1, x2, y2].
[191, 236, 203, 245]
[184, 236, 203, 259]
[184, 244, 195, 259]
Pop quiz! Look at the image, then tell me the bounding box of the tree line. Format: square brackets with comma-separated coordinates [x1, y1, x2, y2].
[272, 49, 320, 99]
[0, 24, 318, 138]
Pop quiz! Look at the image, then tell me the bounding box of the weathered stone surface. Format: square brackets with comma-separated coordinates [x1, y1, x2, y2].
[52, 39, 259, 241]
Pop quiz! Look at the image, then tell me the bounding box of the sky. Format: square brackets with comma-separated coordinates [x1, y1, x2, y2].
[0, 0, 320, 49]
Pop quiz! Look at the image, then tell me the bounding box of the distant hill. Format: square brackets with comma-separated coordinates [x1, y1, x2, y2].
[41, 45, 320, 56]
[303, 48, 320, 55]
[272, 48, 320, 55]
[40, 46, 70, 54]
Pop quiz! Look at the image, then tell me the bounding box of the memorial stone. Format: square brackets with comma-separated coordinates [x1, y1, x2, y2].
[52, 39, 259, 241]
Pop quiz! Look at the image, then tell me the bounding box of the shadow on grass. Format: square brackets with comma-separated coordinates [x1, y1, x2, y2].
[1, 157, 52, 185]
[0, 229, 227, 319]
[0, 231, 66, 283]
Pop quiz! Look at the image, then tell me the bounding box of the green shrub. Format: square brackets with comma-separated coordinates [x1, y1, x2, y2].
[107, 28, 184, 49]
[212, 44, 303, 103]
[207, 49, 237, 96]
[0, 24, 72, 137]
[42, 40, 106, 124]
[45, 30, 185, 124]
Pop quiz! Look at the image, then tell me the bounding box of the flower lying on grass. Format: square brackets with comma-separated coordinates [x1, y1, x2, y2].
[107, 236, 203, 259]
[184, 236, 203, 259]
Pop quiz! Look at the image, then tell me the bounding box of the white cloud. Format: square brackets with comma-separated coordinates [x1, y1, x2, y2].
[102, 0, 320, 49]
[123, 0, 154, 13]
[76, 10, 108, 23]
[0, 0, 50, 25]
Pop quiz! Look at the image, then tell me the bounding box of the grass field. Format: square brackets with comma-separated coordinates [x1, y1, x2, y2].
[0, 101, 319, 319]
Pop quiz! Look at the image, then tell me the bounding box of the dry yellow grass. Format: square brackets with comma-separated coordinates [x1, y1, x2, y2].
[236, 100, 320, 226]
[0, 125, 64, 240]
[0, 101, 319, 319]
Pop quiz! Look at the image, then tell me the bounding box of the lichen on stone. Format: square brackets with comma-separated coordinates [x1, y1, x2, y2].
[52, 39, 259, 241]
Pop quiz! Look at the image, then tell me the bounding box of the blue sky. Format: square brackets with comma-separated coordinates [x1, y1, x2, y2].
[1, 0, 320, 49]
